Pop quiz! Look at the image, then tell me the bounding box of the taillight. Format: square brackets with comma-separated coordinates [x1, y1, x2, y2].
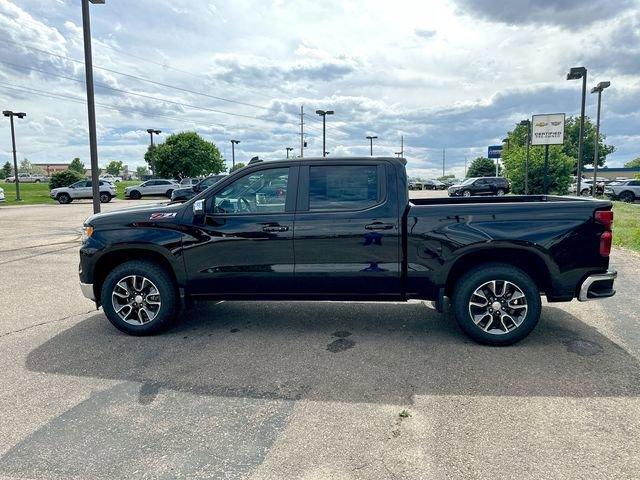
[595, 210, 613, 256]
[595, 210, 613, 230]
[600, 231, 612, 256]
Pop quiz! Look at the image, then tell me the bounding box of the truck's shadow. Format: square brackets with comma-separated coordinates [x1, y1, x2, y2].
[26, 302, 640, 404]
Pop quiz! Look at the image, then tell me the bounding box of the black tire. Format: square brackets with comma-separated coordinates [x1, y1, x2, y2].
[451, 262, 542, 346]
[462, 189, 472, 197]
[166, 189, 174, 199]
[99, 192, 111, 203]
[580, 189, 590, 196]
[129, 190, 142, 200]
[57, 192, 71, 204]
[620, 191, 635, 203]
[35, 179, 41, 183]
[101, 260, 179, 335]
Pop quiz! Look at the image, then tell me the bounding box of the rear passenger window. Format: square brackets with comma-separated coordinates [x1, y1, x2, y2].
[309, 165, 379, 211]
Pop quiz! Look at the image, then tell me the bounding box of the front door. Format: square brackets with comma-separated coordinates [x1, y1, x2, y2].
[182, 165, 297, 297]
[292, 162, 401, 298]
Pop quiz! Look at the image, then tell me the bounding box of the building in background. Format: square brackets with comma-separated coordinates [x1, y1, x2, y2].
[583, 167, 640, 180]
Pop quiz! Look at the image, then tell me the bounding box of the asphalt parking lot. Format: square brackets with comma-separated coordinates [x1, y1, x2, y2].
[0, 195, 639, 479]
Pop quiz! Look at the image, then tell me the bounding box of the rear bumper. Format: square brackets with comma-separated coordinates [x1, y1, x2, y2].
[578, 270, 617, 301]
[80, 281, 95, 301]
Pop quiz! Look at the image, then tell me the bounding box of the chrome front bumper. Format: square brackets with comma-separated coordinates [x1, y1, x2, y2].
[80, 282, 95, 301]
[578, 271, 617, 302]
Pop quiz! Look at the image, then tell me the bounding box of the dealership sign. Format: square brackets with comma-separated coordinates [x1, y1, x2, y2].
[531, 113, 565, 145]
[487, 145, 503, 158]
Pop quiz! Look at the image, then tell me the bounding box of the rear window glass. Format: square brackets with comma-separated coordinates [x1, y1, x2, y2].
[309, 165, 379, 211]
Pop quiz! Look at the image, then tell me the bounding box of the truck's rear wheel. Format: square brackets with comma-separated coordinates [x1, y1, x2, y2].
[451, 263, 541, 345]
[101, 260, 178, 335]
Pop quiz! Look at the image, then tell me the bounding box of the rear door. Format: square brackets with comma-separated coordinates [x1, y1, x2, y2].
[292, 161, 401, 298]
[73, 181, 92, 198]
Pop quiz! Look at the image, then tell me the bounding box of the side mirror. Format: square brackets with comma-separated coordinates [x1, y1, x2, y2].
[193, 199, 205, 224]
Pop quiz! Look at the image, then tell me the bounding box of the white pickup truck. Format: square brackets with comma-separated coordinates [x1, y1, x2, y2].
[5, 173, 47, 183]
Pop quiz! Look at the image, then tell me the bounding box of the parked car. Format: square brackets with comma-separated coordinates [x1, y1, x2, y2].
[100, 174, 122, 183]
[408, 181, 423, 190]
[124, 179, 178, 199]
[0, 186, 5, 203]
[79, 156, 616, 346]
[448, 177, 510, 197]
[604, 179, 640, 202]
[6, 173, 46, 183]
[171, 175, 227, 202]
[569, 180, 605, 196]
[179, 178, 203, 187]
[50, 180, 116, 204]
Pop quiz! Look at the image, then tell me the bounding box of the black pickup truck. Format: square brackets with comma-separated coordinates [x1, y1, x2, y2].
[79, 157, 616, 345]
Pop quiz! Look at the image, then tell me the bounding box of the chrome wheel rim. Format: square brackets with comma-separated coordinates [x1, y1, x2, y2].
[463, 190, 471, 197]
[111, 275, 162, 325]
[468, 280, 528, 335]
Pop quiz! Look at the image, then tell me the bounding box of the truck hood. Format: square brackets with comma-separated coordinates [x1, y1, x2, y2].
[84, 202, 184, 227]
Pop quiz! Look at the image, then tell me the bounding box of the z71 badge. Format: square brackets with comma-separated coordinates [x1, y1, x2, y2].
[149, 212, 177, 220]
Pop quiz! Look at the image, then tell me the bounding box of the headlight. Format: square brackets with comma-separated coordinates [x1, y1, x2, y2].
[81, 225, 94, 243]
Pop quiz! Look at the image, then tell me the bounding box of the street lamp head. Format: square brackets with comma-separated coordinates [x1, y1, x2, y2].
[88, 0, 105, 4]
[366, 135, 378, 140]
[230, 139, 240, 145]
[315, 109, 325, 115]
[2, 110, 12, 117]
[16, 113, 26, 118]
[326, 110, 334, 115]
[567, 67, 587, 80]
[591, 81, 611, 93]
[502, 138, 509, 142]
[519, 120, 530, 126]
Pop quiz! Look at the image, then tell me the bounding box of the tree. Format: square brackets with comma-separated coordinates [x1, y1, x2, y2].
[49, 170, 84, 190]
[563, 116, 614, 169]
[136, 165, 149, 179]
[0, 161, 12, 179]
[150, 131, 223, 179]
[437, 174, 455, 181]
[68, 157, 86, 175]
[19, 158, 33, 174]
[105, 160, 123, 175]
[502, 144, 573, 195]
[229, 162, 246, 173]
[467, 157, 501, 177]
[624, 157, 640, 168]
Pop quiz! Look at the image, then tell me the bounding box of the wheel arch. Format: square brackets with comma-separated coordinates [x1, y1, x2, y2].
[92, 247, 182, 305]
[445, 247, 552, 297]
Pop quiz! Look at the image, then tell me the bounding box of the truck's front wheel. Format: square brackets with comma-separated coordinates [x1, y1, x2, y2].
[101, 260, 178, 335]
[451, 263, 541, 346]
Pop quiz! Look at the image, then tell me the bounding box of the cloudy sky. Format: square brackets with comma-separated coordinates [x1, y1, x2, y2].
[0, 0, 638, 178]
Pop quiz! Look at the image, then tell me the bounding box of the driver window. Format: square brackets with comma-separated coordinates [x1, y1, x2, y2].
[211, 167, 289, 215]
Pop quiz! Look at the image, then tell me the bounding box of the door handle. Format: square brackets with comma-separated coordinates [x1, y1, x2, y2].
[262, 225, 289, 232]
[365, 222, 394, 230]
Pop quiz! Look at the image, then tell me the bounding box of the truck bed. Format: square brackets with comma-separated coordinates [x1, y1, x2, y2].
[409, 194, 602, 206]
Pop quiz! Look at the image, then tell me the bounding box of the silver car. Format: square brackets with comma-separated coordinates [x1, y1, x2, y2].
[50, 180, 116, 204]
[124, 179, 178, 199]
[0, 186, 5, 203]
[604, 179, 640, 203]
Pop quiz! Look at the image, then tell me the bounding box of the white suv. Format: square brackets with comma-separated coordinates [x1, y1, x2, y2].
[124, 179, 178, 199]
[50, 180, 116, 204]
[604, 179, 640, 203]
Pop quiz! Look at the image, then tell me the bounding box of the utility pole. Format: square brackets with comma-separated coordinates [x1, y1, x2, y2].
[442, 148, 445, 177]
[464, 156, 467, 177]
[230, 139, 240, 170]
[366, 135, 377, 156]
[2, 110, 26, 201]
[146, 128, 161, 175]
[401, 135, 404, 157]
[81, 0, 104, 214]
[316, 109, 334, 157]
[590, 81, 610, 197]
[286, 147, 293, 158]
[300, 105, 304, 158]
[567, 67, 588, 198]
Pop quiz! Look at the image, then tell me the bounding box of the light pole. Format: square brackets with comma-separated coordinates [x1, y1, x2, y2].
[286, 147, 293, 158]
[2, 110, 26, 201]
[230, 139, 240, 170]
[394, 151, 402, 158]
[146, 128, 161, 175]
[366, 135, 378, 156]
[590, 81, 610, 197]
[519, 120, 531, 194]
[567, 66, 587, 199]
[315, 109, 334, 157]
[81, 0, 104, 214]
